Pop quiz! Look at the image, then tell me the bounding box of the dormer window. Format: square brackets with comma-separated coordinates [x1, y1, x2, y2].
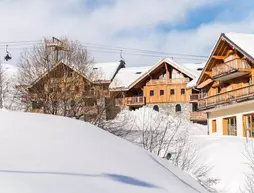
[136, 72, 141, 74]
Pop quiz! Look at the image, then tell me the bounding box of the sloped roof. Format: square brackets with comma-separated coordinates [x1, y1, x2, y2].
[197, 32, 254, 86]
[109, 66, 152, 90]
[27, 62, 91, 88]
[224, 32, 254, 59]
[181, 63, 205, 89]
[128, 58, 197, 90]
[92, 62, 122, 82]
[110, 58, 198, 91]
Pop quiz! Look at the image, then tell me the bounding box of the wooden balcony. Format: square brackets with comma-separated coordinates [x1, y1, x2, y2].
[190, 93, 207, 102]
[124, 96, 145, 106]
[212, 58, 251, 81]
[190, 112, 207, 122]
[198, 84, 254, 110]
[146, 78, 190, 86]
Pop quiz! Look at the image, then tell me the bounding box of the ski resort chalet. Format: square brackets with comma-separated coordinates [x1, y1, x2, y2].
[19, 57, 206, 123]
[194, 32, 254, 137]
[109, 58, 206, 123]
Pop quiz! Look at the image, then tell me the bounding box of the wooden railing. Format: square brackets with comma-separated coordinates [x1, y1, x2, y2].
[124, 96, 145, 106]
[190, 93, 207, 102]
[198, 84, 254, 109]
[190, 112, 207, 121]
[212, 58, 251, 78]
[146, 78, 190, 86]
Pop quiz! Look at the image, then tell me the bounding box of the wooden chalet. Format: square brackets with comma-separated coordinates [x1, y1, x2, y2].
[19, 61, 124, 121]
[194, 32, 254, 137]
[110, 58, 206, 123]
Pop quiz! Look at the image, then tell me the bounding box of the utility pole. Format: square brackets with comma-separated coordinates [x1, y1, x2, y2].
[45, 37, 65, 65]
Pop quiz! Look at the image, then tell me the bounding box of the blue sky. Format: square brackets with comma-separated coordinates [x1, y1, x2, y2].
[0, 0, 254, 66]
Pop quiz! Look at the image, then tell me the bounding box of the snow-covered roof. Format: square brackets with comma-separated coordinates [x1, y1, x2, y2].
[0, 110, 209, 193]
[110, 58, 200, 91]
[127, 58, 198, 90]
[224, 32, 254, 59]
[92, 62, 122, 82]
[182, 63, 205, 89]
[197, 32, 254, 86]
[109, 66, 152, 90]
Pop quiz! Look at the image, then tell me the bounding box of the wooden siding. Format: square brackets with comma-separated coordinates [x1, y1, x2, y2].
[199, 84, 254, 110]
[144, 83, 191, 104]
[190, 112, 207, 122]
[197, 37, 254, 111]
[212, 58, 251, 78]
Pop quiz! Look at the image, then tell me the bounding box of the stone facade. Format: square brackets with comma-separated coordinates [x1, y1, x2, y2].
[146, 102, 192, 119]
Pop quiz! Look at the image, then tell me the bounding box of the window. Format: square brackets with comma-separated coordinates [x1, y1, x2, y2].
[75, 86, 79, 92]
[150, 90, 154, 96]
[223, 117, 237, 136]
[160, 90, 164, 96]
[244, 114, 254, 137]
[181, 89, 185, 95]
[135, 72, 141, 74]
[212, 120, 217, 133]
[170, 89, 175, 95]
[153, 105, 159, 112]
[175, 104, 181, 112]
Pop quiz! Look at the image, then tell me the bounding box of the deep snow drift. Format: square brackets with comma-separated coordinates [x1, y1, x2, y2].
[0, 110, 208, 193]
[108, 107, 207, 136]
[193, 136, 253, 193]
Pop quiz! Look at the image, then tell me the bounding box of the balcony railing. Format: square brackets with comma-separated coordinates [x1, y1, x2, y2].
[212, 58, 251, 78]
[146, 78, 190, 86]
[190, 93, 207, 102]
[124, 96, 145, 106]
[198, 84, 254, 110]
[190, 112, 207, 122]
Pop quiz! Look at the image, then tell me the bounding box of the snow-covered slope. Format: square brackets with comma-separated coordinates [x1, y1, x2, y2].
[193, 136, 252, 193]
[0, 111, 208, 193]
[110, 107, 207, 136]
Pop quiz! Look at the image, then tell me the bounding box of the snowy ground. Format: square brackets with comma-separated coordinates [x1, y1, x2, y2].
[0, 110, 208, 193]
[193, 136, 252, 193]
[110, 107, 253, 193]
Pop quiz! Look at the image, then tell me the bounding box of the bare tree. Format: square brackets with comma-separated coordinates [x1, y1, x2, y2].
[241, 142, 254, 193]
[0, 62, 4, 109]
[16, 38, 101, 120]
[104, 107, 218, 192]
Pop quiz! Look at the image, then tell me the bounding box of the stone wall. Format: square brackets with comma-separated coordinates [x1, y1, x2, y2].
[146, 102, 192, 119]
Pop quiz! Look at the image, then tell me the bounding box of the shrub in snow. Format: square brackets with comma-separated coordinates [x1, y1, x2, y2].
[103, 107, 218, 192]
[241, 141, 254, 193]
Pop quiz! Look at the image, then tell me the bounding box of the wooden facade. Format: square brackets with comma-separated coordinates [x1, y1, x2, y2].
[194, 34, 254, 111]
[117, 62, 193, 106]
[19, 62, 121, 121]
[193, 33, 254, 137]
[112, 59, 206, 123]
